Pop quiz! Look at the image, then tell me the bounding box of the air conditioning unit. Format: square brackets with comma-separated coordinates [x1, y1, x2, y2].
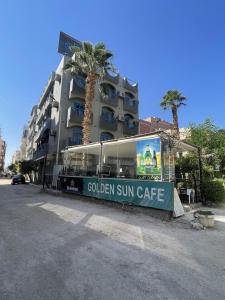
[50, 130, 56, 136]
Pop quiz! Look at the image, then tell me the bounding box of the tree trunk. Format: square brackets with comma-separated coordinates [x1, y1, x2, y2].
[172, 105, 180, 138]
[82, 73, 96, 145]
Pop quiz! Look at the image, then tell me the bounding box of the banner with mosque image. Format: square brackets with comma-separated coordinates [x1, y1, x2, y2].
[136, 137, 161, 180]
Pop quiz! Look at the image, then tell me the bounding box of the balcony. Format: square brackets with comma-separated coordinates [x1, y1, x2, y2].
[100, 93, 118, 107]
[67, 107, 84, 127]
[123, 78, 138, 93]
[103, 72, 119, 84]
[69, 75, 85, 99]
[33, 143, 48, 160]
[39, 72, 55, 109]
[99, 116, 118, 131]
[123, 122, 139, 136]
[123, 98, 138, 114]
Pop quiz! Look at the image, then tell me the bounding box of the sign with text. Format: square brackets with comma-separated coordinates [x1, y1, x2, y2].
[83, 178, 174, 211]
[58, 32, 81, 57]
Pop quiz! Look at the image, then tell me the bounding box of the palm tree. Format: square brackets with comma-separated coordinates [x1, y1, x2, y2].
[160, 90, 187, 137]
[64, 42, 114, 144]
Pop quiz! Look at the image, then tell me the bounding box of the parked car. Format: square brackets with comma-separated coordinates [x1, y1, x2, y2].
[11, 174, 26, 185]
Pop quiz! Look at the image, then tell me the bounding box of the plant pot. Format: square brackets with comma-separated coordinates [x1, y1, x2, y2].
[197, 211, 215, 228]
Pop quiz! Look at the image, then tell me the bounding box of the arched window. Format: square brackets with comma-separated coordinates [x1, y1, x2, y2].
[124, 92, 135, 106]
[124, 114, 135, 128]
[73, 74, 85, 89]
[72, 99, 85, 117]
[72, 126, 83, 145]
[101, 83, 116, 98]
[100, 132, 114, 141]
[101, 107, 115, 122]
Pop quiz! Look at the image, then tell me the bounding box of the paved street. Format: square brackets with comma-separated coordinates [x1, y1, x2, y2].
[0, 179, 225, 300]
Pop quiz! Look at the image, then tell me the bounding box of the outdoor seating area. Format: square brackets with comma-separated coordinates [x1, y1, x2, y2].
[59, 132, 199, 214]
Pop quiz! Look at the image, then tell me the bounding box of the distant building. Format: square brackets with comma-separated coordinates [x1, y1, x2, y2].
[0, 133, 6, 171]
[139, 117, 174, 134]
[20, 126, 28, 160]
[12, 150, 21, 164]
[26, 106, 38, 160]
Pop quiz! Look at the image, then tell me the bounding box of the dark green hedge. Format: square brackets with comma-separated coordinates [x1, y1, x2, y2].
[202, 179, 225, 203]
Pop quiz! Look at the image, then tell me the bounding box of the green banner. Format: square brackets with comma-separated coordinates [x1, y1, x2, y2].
[83, 178, 174, 211]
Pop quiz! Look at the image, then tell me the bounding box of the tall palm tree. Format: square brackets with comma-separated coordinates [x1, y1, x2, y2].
[160, 90, 187, 137]
[64, 42, 114, 145]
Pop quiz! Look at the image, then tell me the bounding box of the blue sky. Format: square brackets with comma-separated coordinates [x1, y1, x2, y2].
[1, 0, 225, 165]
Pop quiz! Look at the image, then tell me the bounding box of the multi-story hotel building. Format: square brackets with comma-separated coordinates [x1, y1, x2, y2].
[0, 134, 6, 172]
[25, 33, 139, 181]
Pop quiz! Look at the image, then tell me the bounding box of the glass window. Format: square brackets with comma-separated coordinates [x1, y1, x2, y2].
[101, 83, 116, 98]
[101, 107, 115, 122]
[72, 99, 85, 117]
[101, 140, 136, 178]
[124, 114, 135, 128]
[71, 126, 83, 145]
[100, 132, 114, 141]
[124, 92, 135, 106]
[62, 144, 101, 177]
[74, 74, 86, 89]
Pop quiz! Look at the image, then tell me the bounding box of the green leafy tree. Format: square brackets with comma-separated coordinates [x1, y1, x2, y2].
[20, 160, 38, 182]
[187, 119, 225, 177]
[160, 90, 187, 137]
[8, 163, 20, 173]
[64, 41, 115, 144]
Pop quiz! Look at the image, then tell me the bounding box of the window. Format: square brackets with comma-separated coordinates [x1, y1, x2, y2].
[72, 99, 85, 117]
[101, 107, 115, 123]
[72, 126, 83, 145]
[124, 114, 135, 128]
[124, 92, 135, 106]
[101, 83, 116, 98]
[74, 74, 85, 89]
[100, 132, 114, 141]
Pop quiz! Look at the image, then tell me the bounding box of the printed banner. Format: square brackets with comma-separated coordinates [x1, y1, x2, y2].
[136, 138, 161, 180]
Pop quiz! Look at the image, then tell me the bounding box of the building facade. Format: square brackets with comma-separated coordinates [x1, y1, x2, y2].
[24, 37, 139, 181]
[12, 150, 21, 164]
[20, 126, 28, 160]
[0, 135, 6, 172]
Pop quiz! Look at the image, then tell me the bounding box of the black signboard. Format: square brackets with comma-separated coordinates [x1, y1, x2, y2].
[58, 32, 81, 57]
[59, 176, 83, 194]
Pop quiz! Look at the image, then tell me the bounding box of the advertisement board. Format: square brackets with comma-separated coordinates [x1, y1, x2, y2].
[58, 32, 81, 57]
[136, 138, 161, 180]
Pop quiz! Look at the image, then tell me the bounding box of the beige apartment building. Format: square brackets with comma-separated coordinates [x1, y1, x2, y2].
[0, 134, 6, 172]
[25, 36, 139, 181]
[11, 150, 21, 164]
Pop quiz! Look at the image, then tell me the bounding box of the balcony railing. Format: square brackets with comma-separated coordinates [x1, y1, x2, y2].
[103, 72, 119, 84]
[39, 72, 55, 109]
[123, 122, 139, 136]
[100, 93, 118, 107]
[99, 116, 118, 131]
[123, 98, 138, 114]
[33, 143, 48, 160]
[67, 107, 84, 127]
[123, 78, 138, 93]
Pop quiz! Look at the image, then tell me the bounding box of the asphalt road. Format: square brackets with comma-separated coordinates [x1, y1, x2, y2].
[0, 179, 225, 300]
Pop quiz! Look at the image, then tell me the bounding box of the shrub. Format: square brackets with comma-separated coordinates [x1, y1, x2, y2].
[202, 178, 225, 203]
